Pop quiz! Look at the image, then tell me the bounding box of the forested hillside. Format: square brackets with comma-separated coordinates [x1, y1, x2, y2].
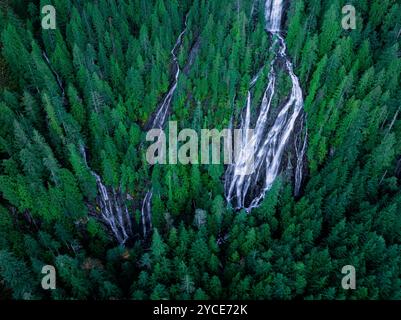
[0, 0, 401, 300]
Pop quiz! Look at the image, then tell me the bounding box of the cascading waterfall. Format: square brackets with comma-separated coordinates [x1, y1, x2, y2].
[44, 49, 133, 244]
[90, 172, 133, 244]
[80, 144, 132, 244]
[225, 0, 306, 211]
[141, 190, 153, 237]
[141, 18, 188, 238]
[265, 0, 283, 32]
[148, 19, 188, 130]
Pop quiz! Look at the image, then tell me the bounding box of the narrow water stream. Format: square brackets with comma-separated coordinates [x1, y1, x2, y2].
[141, 18, 189, 237]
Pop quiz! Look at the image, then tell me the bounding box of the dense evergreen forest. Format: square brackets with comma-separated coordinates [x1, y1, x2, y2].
[0, 0, 401, 300]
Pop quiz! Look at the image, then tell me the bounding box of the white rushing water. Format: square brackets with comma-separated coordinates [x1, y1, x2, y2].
[225, 0, 306, 211]
[265, 0, 283, 32]
[141, 19, 188, 237]
[44, 47, 133, 244]
[149, 20, 188, 130]
[91, 172, 132, 244]
[80, 144, 132, 244]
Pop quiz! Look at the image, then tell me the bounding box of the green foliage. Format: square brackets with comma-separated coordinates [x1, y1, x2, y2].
[0, 0, 400, 301]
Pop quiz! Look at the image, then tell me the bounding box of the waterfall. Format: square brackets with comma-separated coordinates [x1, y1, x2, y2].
[141, 18, 188, 237]
[141, 190, 153, 237]
[225, 0, 306, 211]
[265, 0, 283, 32]
[149, 22, 187, 129]
[79, 144, 132, 244]
[42, 50, 65, 96]
[90, 172, 132, 244]
[44, 44, 133, 244]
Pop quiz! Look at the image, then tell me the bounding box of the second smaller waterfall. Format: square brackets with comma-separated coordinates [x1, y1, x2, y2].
[80, 144, 133, 244]
[141, 17, 189, 237]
